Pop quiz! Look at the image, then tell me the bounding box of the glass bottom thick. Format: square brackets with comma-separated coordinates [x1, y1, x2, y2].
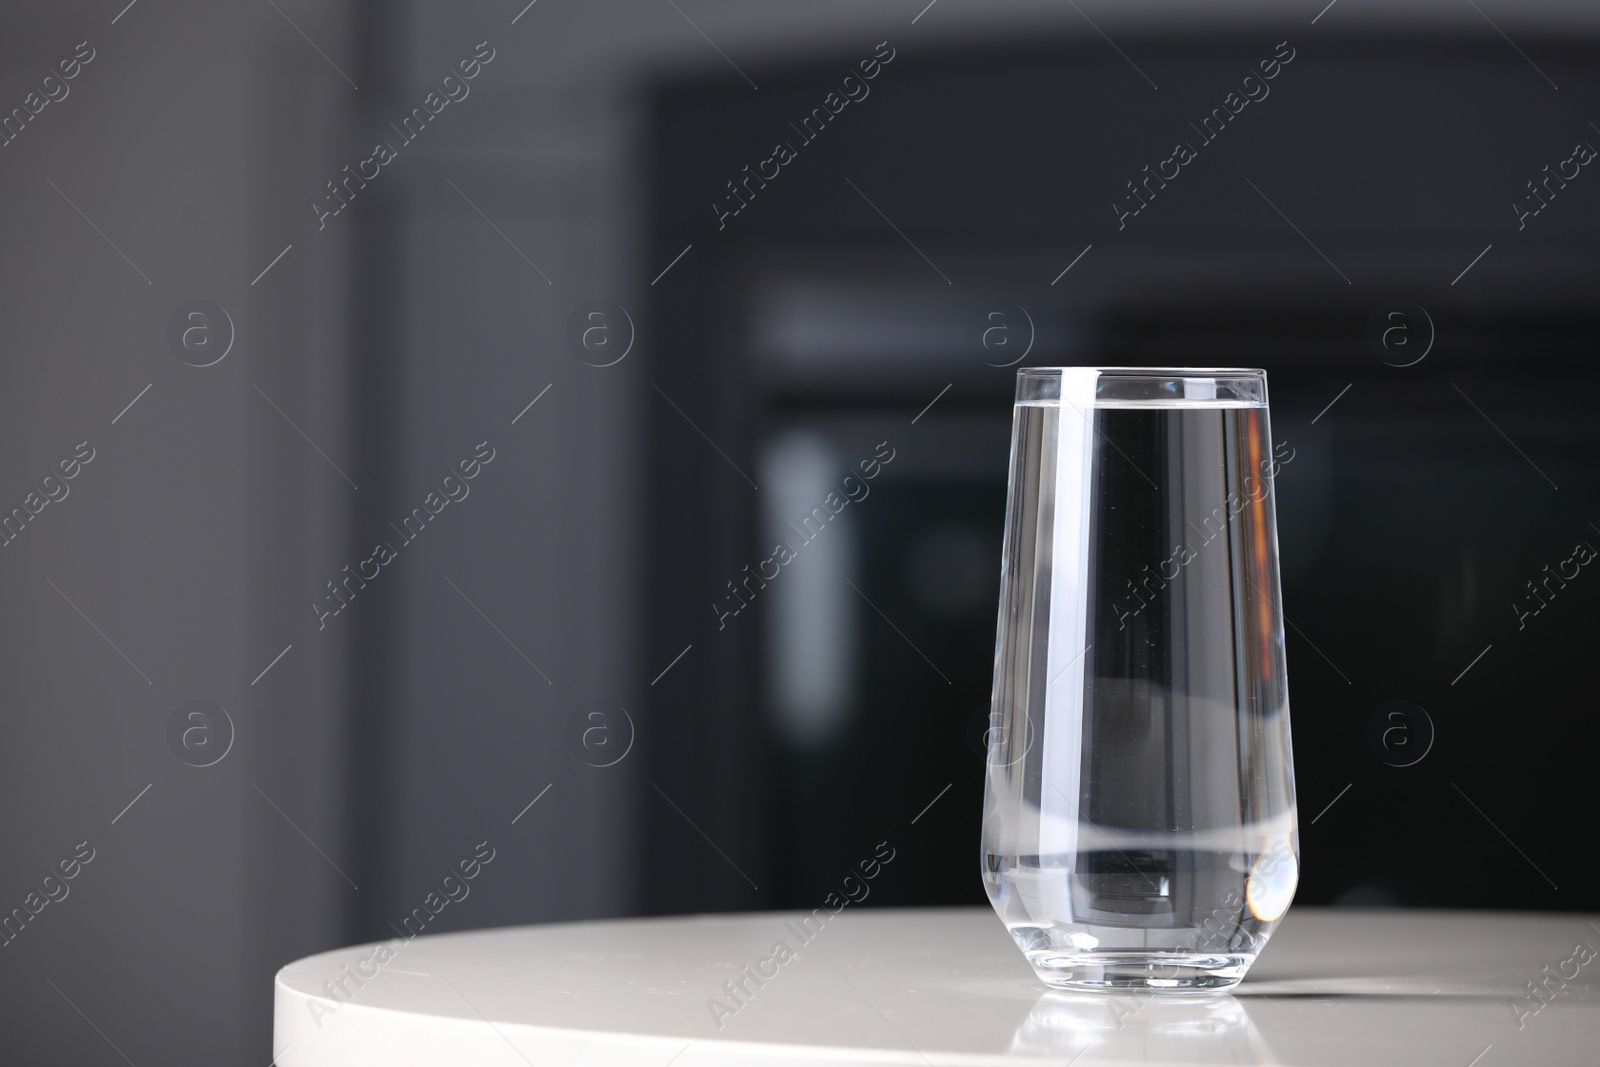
[1025, 951, 1254, 992]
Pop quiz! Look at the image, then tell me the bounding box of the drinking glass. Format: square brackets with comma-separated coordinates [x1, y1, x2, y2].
[982, 367, 1298, 992]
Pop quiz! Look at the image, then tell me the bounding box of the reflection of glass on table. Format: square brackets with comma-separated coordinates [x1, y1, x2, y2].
[1010, 990, 1275, 1063]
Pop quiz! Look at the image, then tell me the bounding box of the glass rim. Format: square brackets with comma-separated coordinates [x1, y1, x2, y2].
[1016, 366, 1268, 408]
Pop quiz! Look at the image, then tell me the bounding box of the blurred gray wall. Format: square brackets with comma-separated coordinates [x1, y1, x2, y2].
[0, 0, 359, 1063]
[2, 0, 1598, 1064]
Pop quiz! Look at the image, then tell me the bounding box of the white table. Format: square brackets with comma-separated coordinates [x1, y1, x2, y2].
[274, 907, 1600, 1065]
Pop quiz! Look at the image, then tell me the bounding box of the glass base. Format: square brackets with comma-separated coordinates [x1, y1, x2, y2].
[1026, 951, 1253, 992]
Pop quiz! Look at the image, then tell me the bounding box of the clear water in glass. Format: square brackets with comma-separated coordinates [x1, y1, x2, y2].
[982, 367, 1298, 992]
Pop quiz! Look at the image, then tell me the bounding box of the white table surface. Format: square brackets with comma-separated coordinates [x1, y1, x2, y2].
[274, 906, 1600, 1066]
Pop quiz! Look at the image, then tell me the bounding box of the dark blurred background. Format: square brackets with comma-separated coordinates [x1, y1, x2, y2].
[1, 0, 1597, 1063]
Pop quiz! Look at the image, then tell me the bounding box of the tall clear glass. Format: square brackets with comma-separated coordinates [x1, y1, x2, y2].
[982, 367, 1298, 992]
